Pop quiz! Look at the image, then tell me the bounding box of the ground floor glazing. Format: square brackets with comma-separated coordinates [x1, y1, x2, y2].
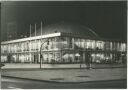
[1, 50, 127, 64]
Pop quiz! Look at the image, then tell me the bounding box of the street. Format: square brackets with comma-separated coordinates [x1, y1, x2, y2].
[1, 76, 127, 89]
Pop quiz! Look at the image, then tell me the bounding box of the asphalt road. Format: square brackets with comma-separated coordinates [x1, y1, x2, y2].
[1, 76, 127, 89]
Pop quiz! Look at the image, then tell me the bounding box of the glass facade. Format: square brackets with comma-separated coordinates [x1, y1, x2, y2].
[1, 34, 127, 64]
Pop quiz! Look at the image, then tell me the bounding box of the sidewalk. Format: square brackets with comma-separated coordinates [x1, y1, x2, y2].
[1, 68, 127, 83]
[1, 63, 126, 69]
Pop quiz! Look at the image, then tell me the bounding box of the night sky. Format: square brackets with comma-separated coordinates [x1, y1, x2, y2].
[1, 1, 127, 41]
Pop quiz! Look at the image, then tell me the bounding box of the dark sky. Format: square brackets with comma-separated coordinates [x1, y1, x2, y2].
[1, 1, 127, 41]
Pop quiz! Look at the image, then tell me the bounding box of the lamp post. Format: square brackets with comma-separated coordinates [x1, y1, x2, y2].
[40, 39, 49, 69]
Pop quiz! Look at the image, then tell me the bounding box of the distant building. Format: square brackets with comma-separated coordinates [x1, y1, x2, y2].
[1, 22, 127, 64]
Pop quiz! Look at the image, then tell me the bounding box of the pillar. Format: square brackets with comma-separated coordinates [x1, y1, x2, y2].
[73, 51, 75, 63]
[83, 52, 85, 64]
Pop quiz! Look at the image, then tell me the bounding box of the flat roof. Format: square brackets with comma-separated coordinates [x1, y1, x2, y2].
[1, 32, 126, 45]
[1, 32, 61, 44]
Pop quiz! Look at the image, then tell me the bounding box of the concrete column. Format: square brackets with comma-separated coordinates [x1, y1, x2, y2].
[29, 41, 32, 63]
[72, 38, 75, 63]
[17, 54, 19, 62]
[48, 52, 49, 63]
[73, 51, 75, 63]
[83, 52, 85, 63]
[72, 38, 75, 49]
[38, 53, 40, 63]
[53, 51, 55, 61]
[60, 50, 62, 62]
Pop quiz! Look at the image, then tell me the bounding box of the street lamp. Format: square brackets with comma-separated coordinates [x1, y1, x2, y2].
[40, 39, 49, 69]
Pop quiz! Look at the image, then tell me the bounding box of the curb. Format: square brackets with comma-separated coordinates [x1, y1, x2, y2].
[1, 66, 126, 71]
[2, 75, 127, 84]
[1, 75, 87, 84]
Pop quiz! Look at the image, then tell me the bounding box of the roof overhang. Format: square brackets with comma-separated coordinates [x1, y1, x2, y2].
[1, 32, 61, 44]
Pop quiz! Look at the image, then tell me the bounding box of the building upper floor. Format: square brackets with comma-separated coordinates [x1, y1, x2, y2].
[1, 32, 127, 54]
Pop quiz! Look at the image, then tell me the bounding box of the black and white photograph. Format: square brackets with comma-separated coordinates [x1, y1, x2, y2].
[0, 0, 127, 89]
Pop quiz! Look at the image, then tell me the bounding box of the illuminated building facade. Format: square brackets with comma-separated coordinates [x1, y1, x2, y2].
[1, 22, 127, 64]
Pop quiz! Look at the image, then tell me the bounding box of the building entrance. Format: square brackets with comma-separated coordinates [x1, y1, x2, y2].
[34, 54, 39, 63]
[84, 52, 91, 67]
[7, 54, 12, 63]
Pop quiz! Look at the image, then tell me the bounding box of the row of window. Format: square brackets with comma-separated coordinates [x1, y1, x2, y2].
[1, 37, 127, 53]
[1, 51, 126, 64]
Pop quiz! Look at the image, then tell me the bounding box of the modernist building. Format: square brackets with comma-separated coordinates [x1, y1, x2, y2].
[1, 22, 127, 64]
